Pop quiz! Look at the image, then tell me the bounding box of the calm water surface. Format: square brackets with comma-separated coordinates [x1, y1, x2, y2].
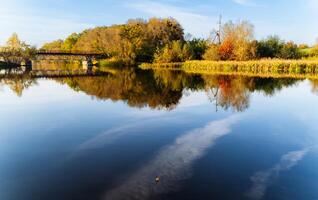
[1, 68, 318, 200]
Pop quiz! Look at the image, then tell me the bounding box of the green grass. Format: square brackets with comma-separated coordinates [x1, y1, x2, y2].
[300, 48, 318, 58]
[300, 48, 313, 54]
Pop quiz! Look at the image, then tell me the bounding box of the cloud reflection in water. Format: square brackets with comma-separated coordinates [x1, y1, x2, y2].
[103, 116, 239, 200]
[246, 149, 309, 200]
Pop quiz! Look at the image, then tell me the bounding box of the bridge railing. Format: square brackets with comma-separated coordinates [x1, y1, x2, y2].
[36, 50, 104, 56]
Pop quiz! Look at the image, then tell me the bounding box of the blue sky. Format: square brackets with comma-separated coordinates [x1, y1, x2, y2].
[0, 0, 318, 46]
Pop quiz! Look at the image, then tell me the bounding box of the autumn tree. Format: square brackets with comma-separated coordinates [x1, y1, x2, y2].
[203, 44, 220, 60]
[41, 40, 64, 51]
[72, 26, 123, 56]
[146, 18, 184, 48]
[6, 33, 23, 50]
[1, 33, 36, 64]
[204, 20, 256, 61]
[41, 17, 184, 64]
[119, 19, 149, 63]
[120, 18, 184, 63]
[62, 33, 80, 52]
[218, 37, 235, 60]
[222, 21, 255, 60]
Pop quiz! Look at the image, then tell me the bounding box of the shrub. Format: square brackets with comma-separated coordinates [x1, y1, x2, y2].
[219, 38, 235, 60]
[154, 40, 189, 63]
[280, 41, 300, 59]
[233, 40, 258, 61]
[185, 38, 208, 60]
[257, 36, 283, 58]
[203, 44, 220, 61]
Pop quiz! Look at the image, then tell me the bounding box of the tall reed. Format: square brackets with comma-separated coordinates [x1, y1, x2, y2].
[140, 59, 318, 79]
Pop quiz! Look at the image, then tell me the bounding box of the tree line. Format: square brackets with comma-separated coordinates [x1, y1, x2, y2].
[40, 17, 318, 64]
[41, 18, 184, 64]
[2, 17, 318, 65]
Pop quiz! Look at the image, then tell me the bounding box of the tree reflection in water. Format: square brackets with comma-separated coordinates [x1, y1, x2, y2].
[309, 79, 318, 94]
[0, 68, 37, 97]
[0, 67, 306, 112]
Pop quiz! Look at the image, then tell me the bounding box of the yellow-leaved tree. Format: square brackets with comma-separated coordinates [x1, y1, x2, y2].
[204, 21, 257, 61]
[0, 33, 36, 64]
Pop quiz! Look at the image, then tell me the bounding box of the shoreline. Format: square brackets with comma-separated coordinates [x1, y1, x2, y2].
[140, 59, 318, 79]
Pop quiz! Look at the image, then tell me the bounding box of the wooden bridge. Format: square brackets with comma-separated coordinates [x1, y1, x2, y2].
[35, 51, 106, 61]
[0, 50, 107, 66]
[36, 50, 102, 56]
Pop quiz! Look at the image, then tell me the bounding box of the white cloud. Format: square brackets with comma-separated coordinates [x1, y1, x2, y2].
[102, 116, 239, 200]
[246, 148, 309, 200]
[73, 118, 163, 151]
[127, 1, 217, 38]
[233, 0, 250, 6]
[232, 0, 264, 7]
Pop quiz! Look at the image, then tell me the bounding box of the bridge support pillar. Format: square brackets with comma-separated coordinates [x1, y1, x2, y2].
[26, 60, 32, 67]
[20, 60, 32, 71]
[82, 60, 93, 70]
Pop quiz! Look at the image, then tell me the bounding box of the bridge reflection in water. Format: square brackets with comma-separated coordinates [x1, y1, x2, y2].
[0, 64, 102, 79]
[0, 51, 106, 69]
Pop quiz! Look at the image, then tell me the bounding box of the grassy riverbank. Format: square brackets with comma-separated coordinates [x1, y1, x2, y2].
[140, 59, 318, 79]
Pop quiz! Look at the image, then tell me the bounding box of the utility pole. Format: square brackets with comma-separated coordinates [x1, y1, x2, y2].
[211, 15, 222, 44]
[217, 15, 222, 45]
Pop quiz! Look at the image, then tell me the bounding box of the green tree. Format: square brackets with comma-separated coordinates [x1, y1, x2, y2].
[62, 33, 80, 52]
[185, 38, 208, 60]
[257, 36, 284, 58]
[154, 40, 189, 63]
[280, 41, 300, 59]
